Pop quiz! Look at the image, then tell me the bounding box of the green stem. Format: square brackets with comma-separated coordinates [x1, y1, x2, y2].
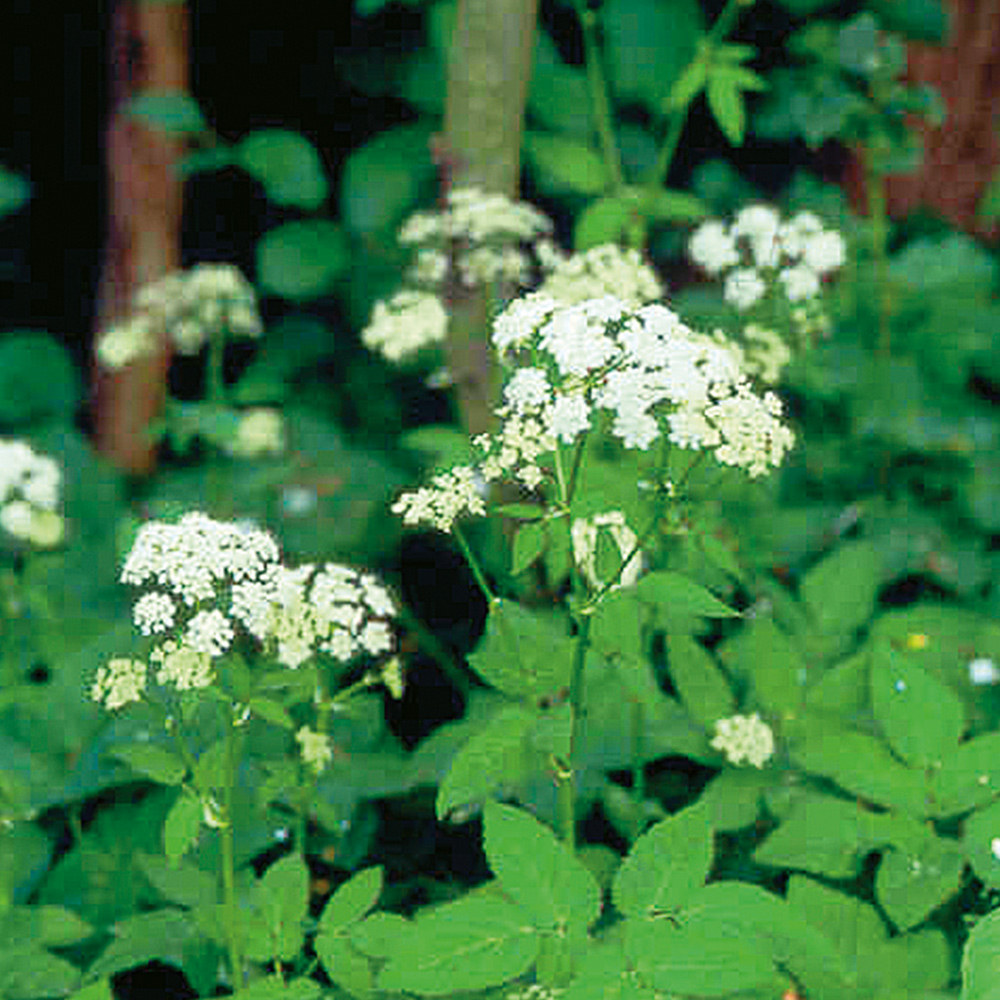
[576, 2, 624, 192]
[555, 610, 592, 848]
[452, 524, 497, 604]
[393, 600, 472, 698]
[630, 698, 646, 801]
[221, 702, 244, 992]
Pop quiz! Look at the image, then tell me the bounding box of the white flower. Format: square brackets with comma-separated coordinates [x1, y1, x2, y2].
[0, 440, 61, 510]
[133, 592, 178, 635]
[121, 512, 281, 606]
[504, 367, 551, 412]
[392, 465, 487, 533]
[778, 263, 821, 302]
[95, 317, 157, 369]
[225, 409, 285, 458]
[296, 726, 333, 774]
[723, 268, 767, 311]
[492, 293, 560, 356]
[689, 221, 739, 276]
[92, 658, 147, 711]
[538, 243, 663, 306]
[742, 324, 792, 384]
[969, 658, 1000, 686]
[185, 609, 236, 657]
[801, 230, 846, 275]
[711, 712, 775, 768]
[362, 290, 449, 363]
[151, 640, 214, 691]
[544, 394, 591, 444]
[538, 296, 626, 377]
[0, 501, 64, 548]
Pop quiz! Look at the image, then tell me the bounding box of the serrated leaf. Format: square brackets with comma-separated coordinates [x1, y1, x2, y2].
[870, 639, 964, 768]
[237, 129, 329, 210]
[123, 90, 208, 134]
[108, 743, 186, 786]
[377, 893, 537, 995]
[484, 802, 601, 936]
[256, 220, 350, 302]
[613, 801, 712, 917]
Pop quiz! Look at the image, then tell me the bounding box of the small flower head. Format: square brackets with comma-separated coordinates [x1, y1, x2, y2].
[969, 658, 1000, 686]
[224, 408, 285, 459]
[537, 243, 663, 306]
[92, 658, 147, 711]
[0, 440, 63, 548]
[296, 726, 333, 774]
[711, 712, 775, 768]
[391, 465, 487, 534]
[361, 290, 449, 364]
[151, 640, 214, 691]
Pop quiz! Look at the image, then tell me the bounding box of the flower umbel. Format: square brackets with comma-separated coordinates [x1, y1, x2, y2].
[711, 712, 775, 768]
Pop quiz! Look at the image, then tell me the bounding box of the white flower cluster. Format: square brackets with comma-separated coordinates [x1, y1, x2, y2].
[490, 294, 794, 474]
[296, 726, 333, 774]
[710, 712, 775, 768]
[0, 439, 64, 548]
[360, 290, 449, 364]
[571, 511, 644, 591]
[222, 408, 286, 459]
[537, 243, 663, 306]
[391, 466, 487, 534]
[96, 263, 263, 369]
[92, 512, 397, 710]
[399, 186, 555, 289]
[689, 206, 845, 312]
[741, 324, 793, 384]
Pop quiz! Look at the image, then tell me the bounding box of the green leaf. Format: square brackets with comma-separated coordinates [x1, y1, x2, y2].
[800, 540, 882, 637]
[512, 520, 547, 576]
[236, 129, 329, 210]
[963, 909, 1000, 1000]
[523, 133, 610, 197]
[233, 978, 321, 1000]
[134, 852, 216, 910]
[869, 0, 949, 43]
[0, 947, 81, 999]
[256, 220, 351, 302]
[350, 911, 415, 959]
[319, 867, 383, 933]
[163, 788, 202, 866]
[0, 165, 30, 218]
[484, 802, 601, 936]
[870, 639, 964, 768]
[86, 909, 201, 981]
[876, 833, 964, 930]
[613, 801, 713, 917]
[624, 884, 780, 996]
[66, 981, 114, 1000]
[601, 0, 703, 116]
[529, 29, 593, 137]
[718, 616, 808, 718]
[108, 743, 186, 786]
[930, 731, 1000, 818]
[665, 634, 735, 728]
[248, 697, 294, 730]
[436, 704, 537, 821]
[0, 906, 93, 950]
[123, 90, 208, 134]
[640, 187, 709, 222]
[339, 123, 436, 237]
[377, 893, 538, 995]
[706, 72, 748, 146]
[634, 571, 739, 623]
[560, 939, 658, 1000]
[0, 332, 81, 425]
[315, 934, 373, 996]
[467, 601, 574, 704]
[252, 854, 309, 963]
[573, 194, 638, 250]
[666, 57, 709, 112]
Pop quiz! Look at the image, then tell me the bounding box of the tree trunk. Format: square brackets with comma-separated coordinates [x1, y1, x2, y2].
[92, 0, 188, 474]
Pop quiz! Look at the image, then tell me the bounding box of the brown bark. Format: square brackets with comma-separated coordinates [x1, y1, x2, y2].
[842, 0, 1000, 239]
[92, 1, 188, 474]
[441, 0, 539, 437]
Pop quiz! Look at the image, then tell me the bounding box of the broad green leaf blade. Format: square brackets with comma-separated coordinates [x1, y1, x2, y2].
[665, 633, 735, 728]
[523, 133, 610, 197]
[875, 834, 964, 931]
[512, 520, 547, 576]
[377, 893, 538, 996]
[248, 697, 294, 730]
[634, 571, 739, 622]
[0, 332, 81, 425]
[800, 540, 882, 637]
[963, 908, 1000, 1000]
[230, 977, 321, 1000]
[256, 220, 350, 302]
[561, 939, 659, 1000]
[86, 909, 200, 980]
[870, 640, 964, 768]
[0, 906, 93, 950]
[319, 866, 383, 934]
[706, 73, 747, 146]
[436, 704, 536, 821]
[613, 800, 713, 917]
[0, 947, 81, 998]
[258, 854, 310, 962]
[108, 744, 186, 786]
[315, 933, 373, 997]
[467, 601, 574, 704]
[163, 788, 202, 866]
[236, 129, 329, 210]
[484, 802, 602, 936]
[573, 194, 637, 250]
[66, 981, 114, 1000]
[931, 732, 1000, 818]
[624, 885, 780, 996]
[123, 90, 208, 134]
